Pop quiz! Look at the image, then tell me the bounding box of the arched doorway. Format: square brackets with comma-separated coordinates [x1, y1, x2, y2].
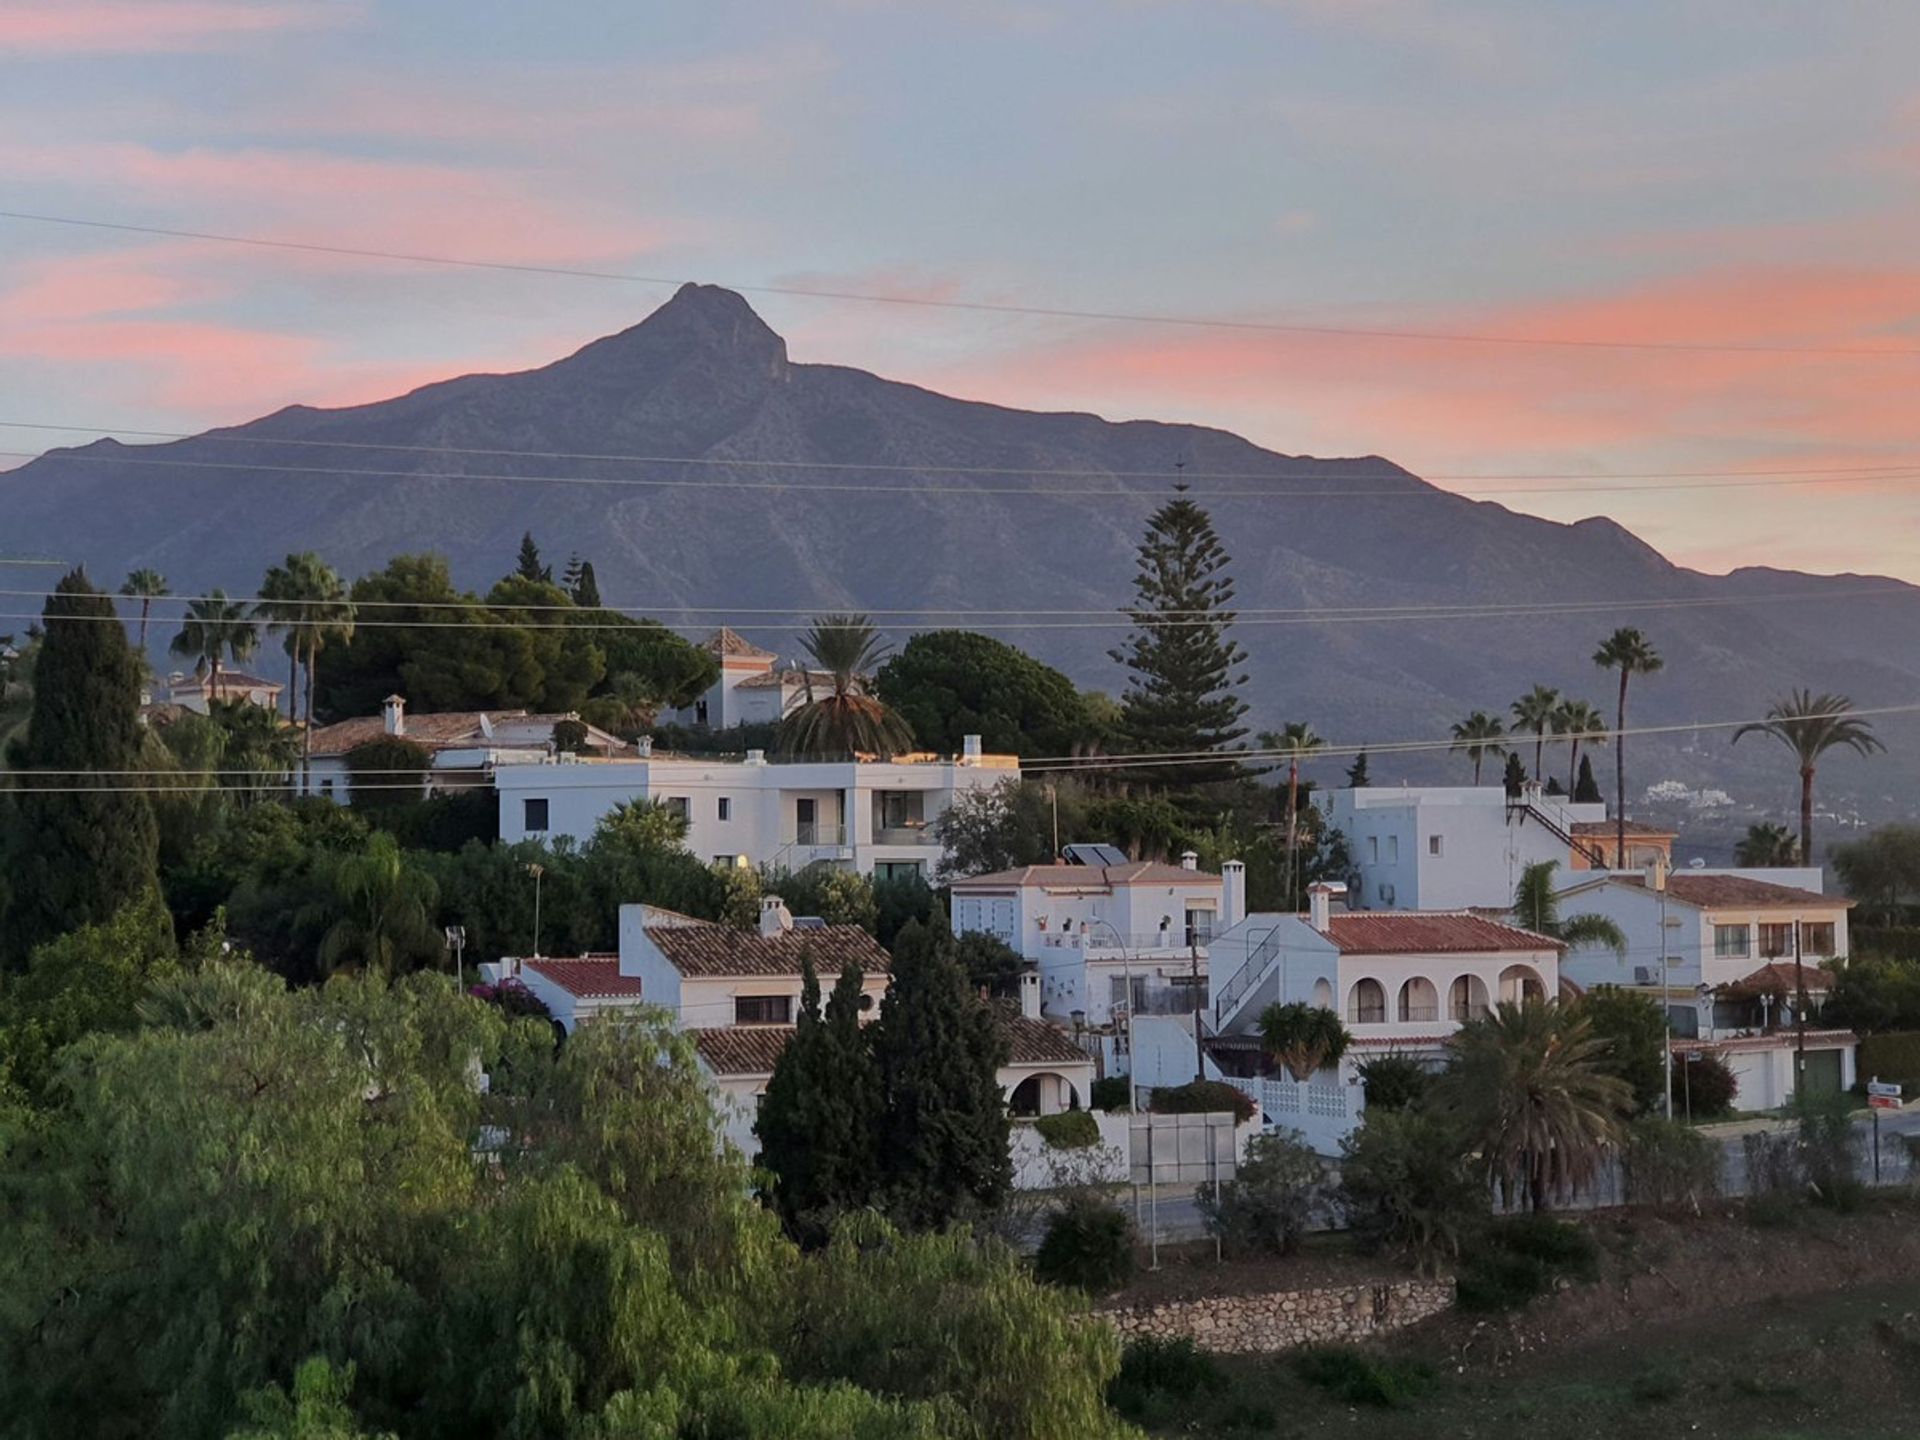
[1498, 964, 1546, 1005]
[1009, 1072, 1082, 1117]
[1449, 974, 1491, 1022]
[1398, 977, 1439, 1023]
[1346, 977, 1386, 1025]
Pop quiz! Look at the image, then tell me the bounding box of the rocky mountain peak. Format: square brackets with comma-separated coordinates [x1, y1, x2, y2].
[558, 282, 789, 385]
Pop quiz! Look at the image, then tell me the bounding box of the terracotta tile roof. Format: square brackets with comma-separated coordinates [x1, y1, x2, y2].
[1323, 911, 1563, 955]
[305, 709, 600, 757]
[523, 956, 644, 999]
[952, 862, 1219, 890]
[1570, 820, 1674, 837]
[735, 666, 833, 691]
[703, 626, 775, 660]
[1723, 961, 1838, 996]
[168, 669, 283, 692]
[1000, 1012, 1094, 1066]
[692, 1026, 793, 1077]
[1618, 873, 1849, 910]
[645, 922, 892, 978]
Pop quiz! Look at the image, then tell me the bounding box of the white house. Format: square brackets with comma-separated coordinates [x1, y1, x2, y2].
[1200, 882, 1563, 1153]
[156, 667, 284, 715]
[1317, 783, 1674, 912]
[300, 694, 629, 804]
[664, 627, 824, 730]
[947, 854, 1228, 1027]
[1555, 864, 1857, 1107]
[495, 738, 1015, 881]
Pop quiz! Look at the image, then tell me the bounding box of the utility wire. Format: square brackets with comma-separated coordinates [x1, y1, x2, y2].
[2, 209, 1916, 358]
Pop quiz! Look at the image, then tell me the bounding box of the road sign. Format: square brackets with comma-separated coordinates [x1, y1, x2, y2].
[1868, 1079, 1903, 1110]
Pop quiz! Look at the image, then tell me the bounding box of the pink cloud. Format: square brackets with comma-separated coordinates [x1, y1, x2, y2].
[0, 2, 351, 56]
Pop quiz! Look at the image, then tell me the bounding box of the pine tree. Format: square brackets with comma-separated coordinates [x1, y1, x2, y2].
[1345, 749, 1370, 788]
[1502, 751, 1527, 798]
[515, 532, 551, 584]
[874, 917, 1012, 1228]
[2, 571, 160, 967]
[756, 954, 882, 1244]
[571, 561, 602, 610]
[1111, 495, 1248, 789]
[1573, 754, 1603, 803]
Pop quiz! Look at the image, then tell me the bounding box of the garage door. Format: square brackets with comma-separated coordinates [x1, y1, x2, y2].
[1798, 1048, 1844, 1103]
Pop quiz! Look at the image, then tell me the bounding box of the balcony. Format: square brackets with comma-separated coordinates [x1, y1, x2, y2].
[1044, 930, 1208, 954]
[787, 822, 848, 848]
[874, 822, 939, 846]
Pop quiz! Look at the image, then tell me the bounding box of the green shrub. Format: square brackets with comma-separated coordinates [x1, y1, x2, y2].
[1033, 1198, 1134, 1294]
[1032, 1109, 1100, 1150]
[1356, 1053, 1433, 1113]
[1337, 1110, 1482, 1277]
[1622, 1116, 1723, 1210]
[1797, 1095, 1864, 1211]
[1089, 1076, 1132, 1112]
[1197, 1128, 1331, 1256]
[1455, 1217, 1597, 1313]
[1859, 1032, 1920, 1090]
[1293, 1347, 1435, 1408]
[1106, 1336, 1224, 1421]
[1151, 1079, 1256, 1124]
[1671, 1051, 1738, 1119]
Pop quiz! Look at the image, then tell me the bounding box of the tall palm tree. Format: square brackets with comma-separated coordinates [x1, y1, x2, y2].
[1510, 685, 1561, 782]
[1734, 821, 1798, 868]
[254, 553, 355, 783]
[1450, 711, 1506, 785]
[119, 568, 169, 652]
[208, 696, 300, 805]
[1731, 690, 1885, 865]
[1512, 860, 1627, 954]
[1553, 699, 1606, 795]
[1432, 998, 1631, 1211]
[169, 590, 258, 703]
[1260, 722, 1325, 892]
[778, 614, 915, 760]
[1593, 628, 1663, 868]
[309, 832, 440, 975]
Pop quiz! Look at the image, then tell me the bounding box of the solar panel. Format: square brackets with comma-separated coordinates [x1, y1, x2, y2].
[789, 915, 828, 929]
[1061, 843, 1131, 867]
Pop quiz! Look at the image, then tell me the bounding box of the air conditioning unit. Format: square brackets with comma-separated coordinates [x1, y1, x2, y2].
[1633, 966, 1655, 985]
[1378, 884, 1396, 905]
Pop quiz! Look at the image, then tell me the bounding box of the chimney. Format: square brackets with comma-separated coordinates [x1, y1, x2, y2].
[1645, 854, 1668, 892]
[745, 748, 767, 766]
[1180, 849, 1199, 871]
[1019, 968, 1042, 1021]
[758, 895, 794, 937]
[1221, 860, 1246, 932]
[636, 735, 654, 757]
[382, 694, 406, 737]
[1308, 881, 1347, 932]
[961, 733, 982, 764]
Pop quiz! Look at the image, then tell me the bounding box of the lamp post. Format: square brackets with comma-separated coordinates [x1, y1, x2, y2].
[445, 924, 466, 987]
[528, 863, 545, 958]
[1084, 916, 1133, 1093]
[1656, 862, 1673, 1120]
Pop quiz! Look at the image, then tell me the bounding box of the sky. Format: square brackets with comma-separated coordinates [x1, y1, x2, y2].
[4, 1, 1920, 577]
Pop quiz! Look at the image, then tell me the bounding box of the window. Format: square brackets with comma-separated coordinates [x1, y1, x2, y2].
[1801, 922, 1836, 957]
[717, 796, 731, 821]
[735, 994, 792, 1025]
[1759, 923, 1794, 958]
[1367, 836, 1379, 862]
[1109, 975, 1148, 1012]
[879, 791, 925, 830]
[523, 797, 549, 833]
[1428, 834, 1443, 857]
[664, 796, 690, 821]
[1347, 978, 1386, 1025]
[876, 861, 924, 883]
[713, 855, 736, 867]
[1713, 924, 1749, 958]
[320, 778, 335, 798]
[1185, 907, 1215, 946]
[1387, 835, 1399, 863]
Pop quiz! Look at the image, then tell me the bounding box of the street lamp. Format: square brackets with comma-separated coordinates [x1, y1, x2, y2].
[527, 863, 546, 958]
[445, 924, 467, 987]
[1083, 916, 1134, 1089]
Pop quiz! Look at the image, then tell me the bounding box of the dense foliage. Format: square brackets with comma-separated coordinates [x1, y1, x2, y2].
[1197, 1129, 1331, 1256]
[1033, 1198, 1135, 1294]
[1149, 1079, 1256, 1124]
[875, 630, 1092, 758]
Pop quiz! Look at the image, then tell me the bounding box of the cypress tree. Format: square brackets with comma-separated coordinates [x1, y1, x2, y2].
[2, 571, 159, 967]
[515, 532, 551, 584]
[1345, 749, 1371, 788]
[571, 561, 602, 610]
[1502, 751, 1528, 798]
[1573, 753, 1603, 804]
[1110, 494, 1248, 789]
[874, 917, 1012, 1229]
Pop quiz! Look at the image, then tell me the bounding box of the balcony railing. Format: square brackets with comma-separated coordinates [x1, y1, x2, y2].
[1041, 930, 1205, 952]
[787, 823, 848, 847]
[874, 824, 939, 846]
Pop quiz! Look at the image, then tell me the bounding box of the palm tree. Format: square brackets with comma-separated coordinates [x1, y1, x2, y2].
[254, 553, 355, 783]
[1510, 685, 1561, 782]
[169, 590, 258, 703]
[1450, 711, 1506, 785]
[1258, 1001, 1351, 1082]
[119, 568, 169, 652]
[1512, 860, 1626, 954]
[208, 696, 300, 805]
[1432, 997, 1631, 1211]
[1554, 699, 1607, 795]
[1260, 722, 1325, 892]
[310, 832, 440, 975]
[1593, 628, 1663, 868]
[778, 614, 915, 760]
[1735, 821, 1799, 868]
[1731, 689, 1885, 865]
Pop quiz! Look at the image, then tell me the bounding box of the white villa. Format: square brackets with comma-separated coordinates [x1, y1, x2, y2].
[494, 737, 1015, 881]
[1556, 863, 1858, 1108]
[1318, 782, 1674, 912]
[664, 627, 826, 730]
[947, 850, 1228, 1027]
[155, 667, 285, 715]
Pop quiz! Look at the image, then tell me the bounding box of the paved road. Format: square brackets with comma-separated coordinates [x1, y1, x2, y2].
[1125, 1107, 1920, 1246]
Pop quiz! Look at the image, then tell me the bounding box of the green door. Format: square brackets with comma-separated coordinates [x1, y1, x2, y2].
[1798, 1048, 1844, 1102]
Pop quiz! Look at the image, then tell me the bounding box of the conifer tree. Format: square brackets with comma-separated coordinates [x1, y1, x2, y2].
[1502, 751, 1528, 798]
[571, 561, 602, 610]
[515, 532, 551, 584]
[1345, 749, 1370, 788]
[873, 917, 1012, 1228]
[1111, 494, 1248, 788]
[1573, 754, 1603, 804]
[2, 571, 159, 967]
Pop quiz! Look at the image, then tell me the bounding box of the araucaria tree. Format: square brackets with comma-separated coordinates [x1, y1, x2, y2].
[1111, 494, 1249, 789]
[1593, 627, 1663, 866]
[873, 918, 1012, 1228]
[2, 571, 160, 966]
[1731, 689, 1884, 865]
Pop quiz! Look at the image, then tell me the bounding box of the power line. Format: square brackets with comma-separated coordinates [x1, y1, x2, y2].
[12, 447, 1920, 501]
[4, 418, 1917, 485]
[3, 209, 1917, 358]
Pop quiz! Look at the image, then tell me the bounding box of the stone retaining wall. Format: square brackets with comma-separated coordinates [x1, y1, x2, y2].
[1098, 1278, 1453, 1354]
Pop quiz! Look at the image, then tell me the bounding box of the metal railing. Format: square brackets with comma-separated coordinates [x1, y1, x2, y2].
[786, 822, 848, 847]
[1040, 929, 1196, 952]
[1212, 924, 1282, 1027]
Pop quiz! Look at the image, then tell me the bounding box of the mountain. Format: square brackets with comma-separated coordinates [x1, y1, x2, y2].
[7, 283, 1919, 842]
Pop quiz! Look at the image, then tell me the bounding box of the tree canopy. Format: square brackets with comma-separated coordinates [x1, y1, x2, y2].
[875, 630, 1090, 758]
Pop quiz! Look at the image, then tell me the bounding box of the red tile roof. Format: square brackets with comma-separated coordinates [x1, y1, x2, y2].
[691, 1026, 794, 1076]
[702, 626, 775, 660]
[1323, 912, 1562, 955]
[1001, 1013, 1094, 1066]
[522, 956, 644, 999]
[1618, 873, 1848, 910]
[646, 922, 892, 979]
[1724, 961, 1838, 995]
[952, 862, 1219, 890]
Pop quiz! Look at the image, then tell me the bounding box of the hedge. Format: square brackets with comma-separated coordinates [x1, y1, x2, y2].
[1150, 1080, 1256, 1125]
[1033, 1109, 1101, 1150]
[1859, 1031, 1920, 1091]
